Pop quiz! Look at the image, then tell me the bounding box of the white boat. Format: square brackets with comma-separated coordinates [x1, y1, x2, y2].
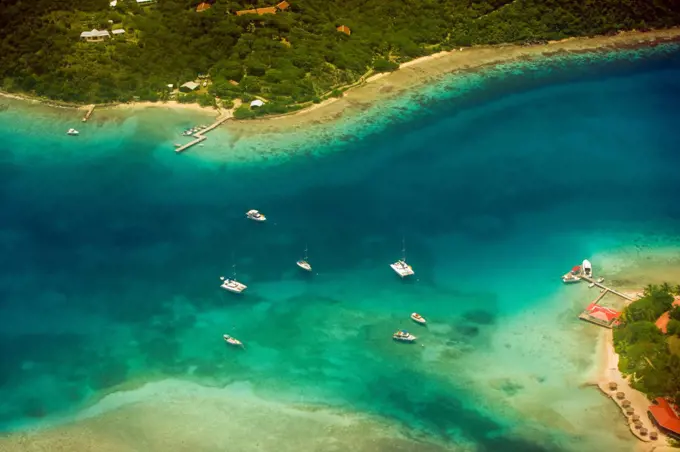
[223, 334, 243, 347]
[246, 209, 266, 222]
[582, 259, 593, 278]
[220, 264, 247, 293]
[588, 283, 595, 288]
[410, 313, 426, 324]
[390, 238, 414, 278]
[67, 128, 79, 136]
[393, 330, 417, 342]
[562, 265, 581, 283]
[296, 244, 312, 272]
[597, 277, 605, 283]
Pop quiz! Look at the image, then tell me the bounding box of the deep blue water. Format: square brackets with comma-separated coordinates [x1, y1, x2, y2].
[1, 45, 680, 451]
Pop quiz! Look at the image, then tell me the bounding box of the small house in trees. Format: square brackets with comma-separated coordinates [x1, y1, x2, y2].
[80, 29, 111, 42]
[196, 2, 211, 12]
[136, 0, 155, 4]
[336, 25, 351, 36]
[250, 100, 264, 108]
[276, 1, 290, 10]
[180, 81, 199, 92]
[112, 29, 125, 36]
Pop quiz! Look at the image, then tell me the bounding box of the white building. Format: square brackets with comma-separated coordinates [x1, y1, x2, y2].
[80, 29, 111, 42]
[112, 29, 125, 36]
[136, 0, 155, 4]
[250, 99, 264, 108]
[180, 81, 200, 92]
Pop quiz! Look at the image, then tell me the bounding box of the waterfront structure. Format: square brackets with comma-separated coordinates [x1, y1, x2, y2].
[648, 398, 680, 440]
[80, 29, 111, 42]
[578, 302, 621, 328]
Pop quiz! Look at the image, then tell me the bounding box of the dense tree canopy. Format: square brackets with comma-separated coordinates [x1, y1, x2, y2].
[614, 284, 680, 405]
[1, 0, 679, 107]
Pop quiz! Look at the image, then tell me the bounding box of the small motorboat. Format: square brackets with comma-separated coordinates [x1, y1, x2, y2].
[597, 277, 605, 283]
[410, 313, 426, 324]
[588, 283, 595, 288]
[246, 209, 266, 222]
[67, 128, 79, 136]
[296, 244, 312, 272]
[393, 330, 417, 342]
[223, 334, 243, 347]
[220, 275, 247, 294]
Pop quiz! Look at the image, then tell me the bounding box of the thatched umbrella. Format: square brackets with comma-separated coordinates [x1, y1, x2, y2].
[632, 414, 640, 421]
[616, 392, 625, 400]
[625, 407, 635, 415]
[608, 382, 618, 391]
[650, 431, 658, 440]
[622, 400, 631, 408]
[634, 420, 643, 429]
[640, 427, 648, 436]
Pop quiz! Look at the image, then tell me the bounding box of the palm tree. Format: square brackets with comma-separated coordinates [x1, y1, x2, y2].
[644, 284, 658, 296]
[674, 285, 680, 296]
[661, 282, 672, 294]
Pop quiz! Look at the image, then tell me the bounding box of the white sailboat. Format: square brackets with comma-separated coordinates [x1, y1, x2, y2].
[390, 238, 414, 278]
[67, 128, 79, 136]
[220, 263, 247, 294]
[223, 334, 244, 347]
[296, 244, 312, 272]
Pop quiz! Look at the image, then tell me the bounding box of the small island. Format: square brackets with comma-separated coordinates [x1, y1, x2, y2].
[1, 0, 680, 118]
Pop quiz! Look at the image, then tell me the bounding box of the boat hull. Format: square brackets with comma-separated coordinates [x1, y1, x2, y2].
[410, 314, 426, 324]
[296, 261, 312, 272]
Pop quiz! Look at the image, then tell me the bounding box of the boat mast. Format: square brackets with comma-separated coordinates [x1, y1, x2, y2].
[401, 236, 406, 262]
[304, 243, 308, 260]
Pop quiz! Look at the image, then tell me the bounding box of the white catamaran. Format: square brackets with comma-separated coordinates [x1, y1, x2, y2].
[296, 244, 312, 272]
[220, 263, 247, 294]
[390, 238, 414, 278]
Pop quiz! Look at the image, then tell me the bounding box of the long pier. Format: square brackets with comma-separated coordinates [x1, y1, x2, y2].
[82, 105, 95, 122]
[580, 275, 635, 302]
[175, 112, 232, 154]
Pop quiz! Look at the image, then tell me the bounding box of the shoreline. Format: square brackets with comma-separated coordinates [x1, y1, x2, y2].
[592, 323, 671, 450]
[223, 27, 680, 135]
[1, 28, 680, 130]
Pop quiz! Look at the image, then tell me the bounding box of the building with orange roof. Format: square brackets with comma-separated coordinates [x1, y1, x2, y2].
[336, 25, 351, 36]
[655, 298, 680, 334]
[196, 2, 211, 12]
[276, 1, 290, 10]
[578, 302, 622, 328]
[648, 398, 680, 439]
[256, 6, 276, 14]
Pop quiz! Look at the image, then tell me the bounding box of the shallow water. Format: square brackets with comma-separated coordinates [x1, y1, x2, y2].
[1, 44, 680, 451]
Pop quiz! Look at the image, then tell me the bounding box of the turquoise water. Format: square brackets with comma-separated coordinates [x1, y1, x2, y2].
[1, 44, 680, 450]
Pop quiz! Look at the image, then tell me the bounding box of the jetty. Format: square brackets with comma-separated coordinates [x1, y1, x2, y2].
[82, 104, 95, 122]
[175, 112, 232, 154]
[580, 276, 635, 302]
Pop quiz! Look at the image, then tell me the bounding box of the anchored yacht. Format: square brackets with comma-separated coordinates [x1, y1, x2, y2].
[67, 128, 79, 136]
[246, 209, 266, 222]
[390, 238, 414, 278]
[393, 330, 417, 342]
[410, 313, 426, 324]
[220, 264, 247, 293]
[296, 244, 312, 272]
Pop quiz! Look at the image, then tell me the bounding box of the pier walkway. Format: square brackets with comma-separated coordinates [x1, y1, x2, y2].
[580, 276, 636, 302]
[175, 111, 232, 154]
[82, 105, 95, 122]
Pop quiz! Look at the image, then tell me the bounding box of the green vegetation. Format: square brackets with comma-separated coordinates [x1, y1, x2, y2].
[1, 0, 679, 109]
[614, 284, 680, 405]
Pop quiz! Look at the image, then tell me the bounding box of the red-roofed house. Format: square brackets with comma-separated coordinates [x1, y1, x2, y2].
[337, 25, 351, 36]
[648, 398, 680, 439]
[579, 302, 622, 328]
[196, 2, 211, 12]
[276, 1, 290, 10]
[655, 297, 680, 334]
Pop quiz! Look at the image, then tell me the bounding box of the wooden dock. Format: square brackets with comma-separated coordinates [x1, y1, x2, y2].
[175, 112, 232, 154]
[580, 276, 635, 302]
[82, 105, 95, 122]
